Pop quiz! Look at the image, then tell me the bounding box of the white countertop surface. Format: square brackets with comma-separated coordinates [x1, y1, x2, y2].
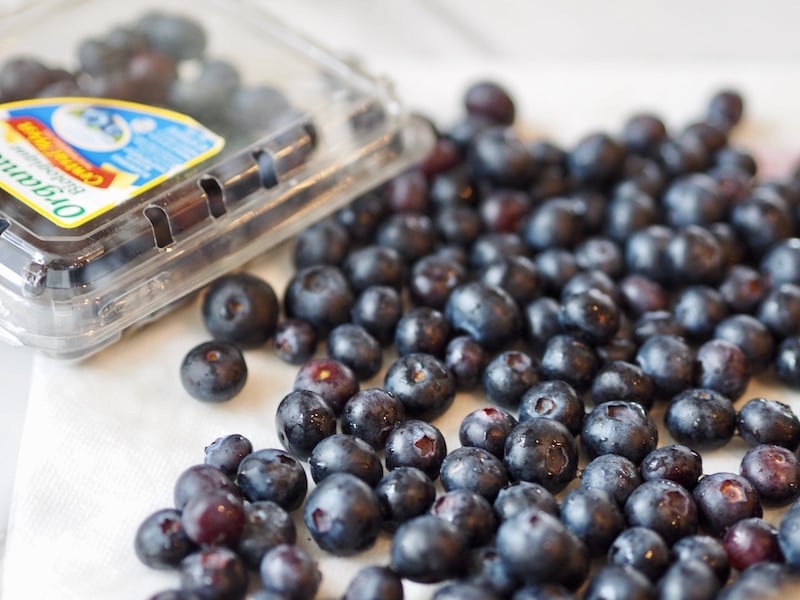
[2, 1, 800, 598]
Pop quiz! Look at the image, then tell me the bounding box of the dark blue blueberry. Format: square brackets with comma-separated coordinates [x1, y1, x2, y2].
[707, 89, 744, 129]
[272, 318, 317, 365]
[657, 560, 720, 600]
[384, 168, 429, 213]
[236, 501, 296, 569]
[465, 546, 521, 597]
[714, 145, 756, 176]
[0, 57, 57, 101]
[776, 336, 800, 387]
[430, 164, 477, 209]
[694, 338, 751, 400]
[410, 255, 466, 309]
[340, 387, 405, 450]
[606, 187, 659, 245]
[479, 189, 532, 233]
[761, 237, 800, 287]
[632, 310, 686, 344]
[590, 360, 655, 411]
[665, 388, 736, 451]
[558, 288, 620, 345]
[572, 191, 609, 235]
[639, 444, 703, 491]
[583, 565, 656, 600]
[440, 446, 509, 502]
[384, 419, 447, 480]
[635, 334, 695, 398]
[326, 323, 382, 380]
[390, 515, 469, 583]
[336, 192, 388, 243]
[304, 473, 381, 555]
[504, 418, 578, 494]
[711, 221, 748, 268]
[523, 197, 584, 250]
[493, 481, 559, 521]
[465, 80, 516, 125]
[779, 507, 800, 569]
[533, 249, 578, 296]
[180, 490, 245, 547]
[137, 12, 206, 60]
[180, 341, 247, 403]
[740, 444, 800, 507]
[573, 236, 624, 278]
[662, 173, 726, 227]
[376, 213, 437, 263]
[293, 357, 359, 416]
[168, 59, 240, 124]
[693, 472, 762, 537]
[717, 562, 800, 600]
[672, 534, 730, 583]
[560, 269, 621, 305]
[518, 379, 584, 437]
[480, 256, 541, 307]
[568, 132, 625, 186]
[608, 526, 669, 582]
[343, 245, 407, 292]
[435, 205, 482, 246]
[292, 219, 350, 269]
[673, 285, 728, 341]
[719, 265, 767, 313]
[624, 224, 673, 281]
[722, 517, 783, 572]
[342, 565, 403, 600]
[581, 401, 658, 464]
[497, 508, 588, 588]
[483, 350, 539, 408]
[624, 479, 698, 545]
[560, 487, 624, 557]
[146, 590, 199, 600]
[434, 582, 503, 600]
[350, 285, 403, 346]
[737, 397, 800, 450]
[580, 454, 642, 507]
[275, 389, 336, 460]
[524, 297, 563, 352]
[459, 406, 517, 459]
[430, 489, 497, 546]
[375, 467, 436, 531]
[448, 114, 494, 152]
[173, 464, 238, 511]
[259, 544, 321, 600]
[283, 265, 354, 335]
[468, 126, 536, 188]
[201, 273, 278, 348]
[731, 192, 795, 258]
[135, 508, 195, 569]
[203, 434, 252, 477]
[622, 113, 667, 154]
[512, 583, 576, 600]
[445, 335, 489, 390]
[713, 314, 775, 374]
[540, 334, 598, 390]
[383, 353, 455, 419]
[469, 232, 528, 269]
[666, 225, 725, 285]
[180, 548, 247, 600]
[309, 434, 383, 486]
[225, 85, 292, 135]
[658, 132, 710, 177]
[394, 307, 451, 357]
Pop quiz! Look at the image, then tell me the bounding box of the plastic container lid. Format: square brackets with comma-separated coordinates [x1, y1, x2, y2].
[0, 0, 434, 358]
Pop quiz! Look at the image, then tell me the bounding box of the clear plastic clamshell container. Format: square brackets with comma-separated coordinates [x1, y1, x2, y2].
[0, 0, 434, 359]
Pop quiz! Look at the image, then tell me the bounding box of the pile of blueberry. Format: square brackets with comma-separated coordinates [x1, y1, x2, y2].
[143, 81, 800, 599]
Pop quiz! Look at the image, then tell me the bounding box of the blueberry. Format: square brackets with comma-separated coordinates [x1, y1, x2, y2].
[464, 80, 516, 125]
[664, 388, 736, 450]
[180, 548, 247, 600]
[459, 406, 518, 458]
[383, 353, 455, 419]
[607, 188, 659, 245]
[384, 168, 429, 213]
[624, 479, 698, 545]
[656, 560, 720, 600]
[375, 466, 437, 531]
[580, 454, 642, 507]
[259, 544, 321, 600]
[573, 236, 624, 278]
[518, 379, 584, 437]
[336, 192, 388, 243]
[633, 310, 686, 344]
[470, 232, 527, 268]
[568, 132, 625, 186]
[740, 444, 800, 507]
[445, 335, 489, 390]
[480, 256, 541, 306]
[693, 472, 763, 537]
[719, 266, 766, 315]
[293, 358, 359, 416]
[511, 583, 576, 600]
[343, 245, 407, 292]
[440, 446, 509, 502]
[137, 12, 206, 60]
[283, 265, 354, 335]
[275, 389, 336, 460]
[561, 269, 621, 305]
[635, 334, 695, 398]
[672, 534, 731, 583]
[236, 501, 296, 569]
[272, 319, 317, 365]
[776, 336, 800, 387]
[168, 59, 240, 124]
[717, 562, 800, 600]
[622, 113, 668, 154]
[523, 197, 584, 250]
[434, 582, 503, 600]
[539, 334, 598, 390]
[662, 173, 726, 227]
[292, 219, 350, 269]
[376, 213, 437, 263]
[479, 189, 532, 233]
[558, 288, 621, 345]
[430, 489, 497, 546]
[77, 38, 128, 76]
[468, 126, 536, 188]
[581, 401, 658, 464]
[350, 285, 403, 346]
[0, 57, 56, 101]
[722, 517, 783, 572]
[483, 350, 539, 408]
[607, 526, 669, 582]
[303, 473, 382, 555]
[394, 307, 451, 357]
[779, 507, 800, 569]
[327, 323, 382, 380]
[590, 360, 655, 411]
[737, 397, 800, 450]
[493, 481, 559, 522]
[639, 444, 703, 490]
[203, 434, 252, 476]
[504, 418, 579, 494]
[731, 193, 795, 258]
[761, 237, 800, 286]
[135, 508, 195, 569]
[340, 387, 405, 450]
[585, 565, 657, 600]
[673, 285, 729, 341]
[436, 205, 482, 246]
[560, 487, 624, 557]
[180, 341, 247, 403]
[666, 225, 725, 285]
[342, 565, 403, 600]
[533, 249, 578, 296]
[658, 133, 709, 177]
[384, 419, 447, 480]
[713, 314, 775, 374]
[708, 89, 744, 129]
[694, 338, 751, 400]
[465, 546, 521, 597]
[225, 85, 292, 134]
[524, 297, 563, 352]
[309, 434, 383, 486]
[410, 255, 467, 309]
[624, 225, 673, 281]
[390, 515, 469, 583]
[180, 490, 245, 547]
[173, 464, 238, 511]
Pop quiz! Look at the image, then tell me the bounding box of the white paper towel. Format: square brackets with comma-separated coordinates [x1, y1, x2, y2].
[6, 64, 800, 599]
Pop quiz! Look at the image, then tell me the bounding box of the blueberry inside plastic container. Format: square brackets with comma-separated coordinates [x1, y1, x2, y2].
[0, 0, 434, 359]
